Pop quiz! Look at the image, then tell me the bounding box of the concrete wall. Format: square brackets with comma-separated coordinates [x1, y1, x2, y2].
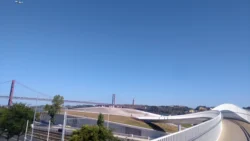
[40, 113, 166, 139]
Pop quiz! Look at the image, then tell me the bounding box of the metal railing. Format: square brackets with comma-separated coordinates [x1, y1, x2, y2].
[113, 132, 151, 140]
[151, 112, 222, 141]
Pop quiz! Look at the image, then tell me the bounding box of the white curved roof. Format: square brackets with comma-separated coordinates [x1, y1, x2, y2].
[213, 103, 250, 123]
[213, 103, 248, 112]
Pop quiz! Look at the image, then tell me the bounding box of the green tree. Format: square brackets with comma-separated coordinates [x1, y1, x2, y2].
[35, 112, 41, 121]
[0, 107, 8, 136]
[98, 126, 118, 141]
[44, 95, 64, 124]
[69, 114, 118, 141]
[0, 103, 34, 141]
[97, 113, 104, 127]
[52, 95, 64, 109]
[69, 125, 119, 141]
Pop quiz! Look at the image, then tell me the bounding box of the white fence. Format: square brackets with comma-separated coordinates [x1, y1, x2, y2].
[137, 110, 220, 125]
[151, 112, 222, 141]
[114, 132, 151, 140]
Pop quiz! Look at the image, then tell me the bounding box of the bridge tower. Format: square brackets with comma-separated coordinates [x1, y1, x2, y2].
[112, 94, 116, 107]
[8, 80, 15, 107]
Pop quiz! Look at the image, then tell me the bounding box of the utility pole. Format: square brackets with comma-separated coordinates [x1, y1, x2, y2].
[31, 95, 38, 141]
[24, 120, 29, 141]
[47, 120, 51, 141]
[178, 125, 182, 131]
[62, 110, 67, 141]
[107, 113, 110, 129]
[112, 94, 116, 107]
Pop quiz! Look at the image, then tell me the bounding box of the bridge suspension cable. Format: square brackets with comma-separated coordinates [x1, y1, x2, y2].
[0, 80, 110, 105]
[15, 81, 52, 98]
[0, 80, 12, 85]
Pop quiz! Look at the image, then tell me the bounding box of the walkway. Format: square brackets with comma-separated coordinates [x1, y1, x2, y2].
[218, 119, 250, 141]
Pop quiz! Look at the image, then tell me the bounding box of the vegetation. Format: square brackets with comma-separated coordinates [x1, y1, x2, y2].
[35, 112, 41, 121]
[194, 106, 211, 111]
[243, 107, 250, 110]
[0, 107, 5, 118]
[44, 95, 64, 124]
[133, 105, 213, 115]
[97, 113, 104, 127]
[66, 105, 94, 109]
[181, 124, 192, 128]
[70, 113, 119, 141]
[0, 103, 34, 141]
[137, 105, 192, 115]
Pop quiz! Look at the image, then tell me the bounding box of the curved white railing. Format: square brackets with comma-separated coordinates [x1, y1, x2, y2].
[213, 103, 250, 123]
[151, 112, 222, 141]
[137, 104, 250, 141]
[138, 110, 219, 121]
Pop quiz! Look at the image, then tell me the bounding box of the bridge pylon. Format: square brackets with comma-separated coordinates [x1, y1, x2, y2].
[8, 80, 15, 107]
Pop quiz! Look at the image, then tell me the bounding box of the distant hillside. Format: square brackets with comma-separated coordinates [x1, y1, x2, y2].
[125, 105, 192, 115]
[243, 107, 250, 110]
[66, 105, 94, 109]
[195, 106, 212, 111]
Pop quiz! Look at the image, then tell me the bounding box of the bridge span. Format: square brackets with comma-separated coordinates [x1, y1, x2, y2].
[0, 95, 109, 105]
[0, 80, 111, 106]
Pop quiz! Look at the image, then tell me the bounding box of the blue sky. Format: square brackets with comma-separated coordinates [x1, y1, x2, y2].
[0, 0, 249, 107]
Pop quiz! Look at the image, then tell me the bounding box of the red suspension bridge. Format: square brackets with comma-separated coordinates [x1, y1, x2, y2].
[0, 80, 110, 106]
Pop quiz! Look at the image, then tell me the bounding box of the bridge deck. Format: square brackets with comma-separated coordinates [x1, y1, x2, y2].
[218, 119, 250, 141]
[0, 95, 109, 105]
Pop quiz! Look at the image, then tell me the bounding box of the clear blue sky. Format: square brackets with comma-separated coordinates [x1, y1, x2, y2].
[0, 0, 249, 107]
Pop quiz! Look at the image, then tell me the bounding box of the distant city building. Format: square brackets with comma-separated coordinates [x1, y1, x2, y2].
[198, 107, 207, 111]
[189, 109, 195, 113]
[195, 106, 210, 111]
[112, 94, 116, 107]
